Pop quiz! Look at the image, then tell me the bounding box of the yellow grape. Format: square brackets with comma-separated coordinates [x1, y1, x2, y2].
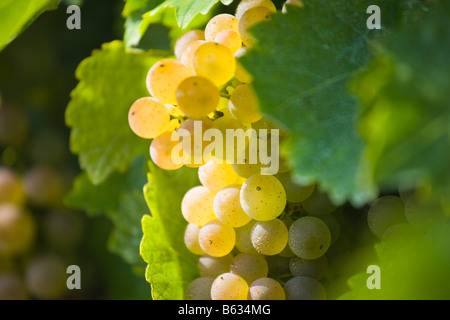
[146, 59, 193, 104]
[128, 97, 170, 139]
[198, 160, 239, 193]
[174, 30, 205, 60]
[249, 277, 285, 300]
[149, 130, 184, 171]
[235, 220, 259, 254]
[180, 40, 206, 70]
[235, 0, 276, 20]
[234, 47, 254, 84]
[212, 115, 250, 163]
[239, 6, 272, 47]
[176, 76, 219, 119]
[198, 220, 236, 257]
[181, 186, 217, 227]
[213, 186, 251, 227]
[192, 42, 236, 87]
[215, 30, 242, 54]
[0, 168, 26, 205]
[229, 84, 262, 123]
[184, 223, 205, 255]
[185, 277, 214, 300]
[211, 273, 249, 300]
[251, 219, 289, 255]
[230, 253, 268, 284]
[205, 14, 239, 43]
[178, 119, 215, 166]
[198, 254, 234, 278]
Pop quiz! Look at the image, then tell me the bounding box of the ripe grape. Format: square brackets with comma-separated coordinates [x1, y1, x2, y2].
[199, 160, 239, 193]
[178, 118, 215, 166]
[198, 254, 234, 278]
[176, 76, 219, 119]
[240, 174, 286, 221]
[205, 14, 240, 42]
[318, 215, 341, 246]
[248, 277, 285, 300]
[234, 47, 253, 84]
[212, 115, 250, 163]
[229, 84, 262, 123]
[181, 186, 216, 226]
[215, 30, 242, 54]
[150, 130, 184, 170]
[128, 97, 170, 139]
[230, 253, 268, 284]
[235, 220, 259, 255]
[251, 219, 288, 255]
[284, 276, 326, 300]
[289, 255, 328, 280]
[232, 146, 267, 178]
[184, 223, 205, 255]
[185, 277, 214, 300]
[301, 188, 337, 216]
[367, 195, 406, 238]
[238, 6, 272, 47]
[0, 167, 25, 205]
[174, 30, 205, 60]
[276, 172, 315, 203]
[0, 204, 36, 255]
[235, 0, 276, 20]
[211, 273, 249, 300]
[213, 186, 251, 227]
[180, 40, 206, 70]
[198, 220, 236, 257]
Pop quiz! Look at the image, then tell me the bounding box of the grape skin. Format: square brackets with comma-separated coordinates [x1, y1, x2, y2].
[198, 220, 236, 257]
[238, 6, 273, 47]
[367, 195, 406, 239]
[205, 14, 240, 42]
[215, 30, 242, 54]
[235, 220, 259, 255]
[150, 130, 185, 171]
[181, 186, 217, 227]
[213, 186, 252, 227]
[235, 0, 276, 20]
[184, 223, 205, 255]
[199, 160, 239, 193]
[289, 255, 328, 280]
[198, 254, 234, 278]
[174, 30, 205, 60]
[211, 273, 249, 300]
[185, 277, 214, 300]
[230, 253, 268, 284]
[248, 277, 285, 300]
[251, 219, 288, 255]
[128, 97, 170, 139]
[229, 84, 262, 123]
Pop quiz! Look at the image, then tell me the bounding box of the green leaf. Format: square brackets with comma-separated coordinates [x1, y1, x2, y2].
[0, 0, 60, 51]
[140, 163, 200, 300]
[65, 156, 149, 265]
[66, 41, 167, 184]
[241, 0, 413, 206]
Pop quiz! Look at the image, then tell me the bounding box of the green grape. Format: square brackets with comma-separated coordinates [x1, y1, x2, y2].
[251, 219, 288, 255]
[235, 220, 259, 255]
[199, 160, 239, 193]
[198, 254, 234, 278]
[232, 146, 267, 178]
[0, 204, 36, 256]
[213, 186, 251, 227]
[248, 277, 285, 300]
[0, 167, 25, 205]
[150, 130, 185, 171]
[284, 276, 326, 300]
[198, 220, 236, 257]
[276, 172, 315, 203]
[230, 253, 268, 284]
[288, 216, 331, 260]
[178, 119, 215, 166]
[229, 84, 262, 123]
[240, 174, 286, 221]
[301, 188, 337, 216]
[205, 14, 240, 42]
[185, 277, 214, 300]
[176, 76, 219, 119]
[367, 195, 406, 238]
[215, 30, 242, 54]
[146, 59, 193, 104]
[0, 273, 28, 300]
[318, 215, 341, 246]
[238, 6, 272, 47]
[404, 195, 444, 232]
[181, 186, 217, 227]
[128, 97, 170, 139]
[174, 30, 205, 60]
[282, 0, 303, 13]
[180, 40, 206, 70]
[234, 47, 253, 84]
[211, 273, 249, 300]
[192, 42, 236, 87]
[266, 255, 291, 276]
[289, 256, 328, 280]
[184, 223, 205, 255]
[235, 0, 276, 20]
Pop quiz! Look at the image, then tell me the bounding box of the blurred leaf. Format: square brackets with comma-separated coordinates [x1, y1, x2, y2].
[140, 163, 200, 300]
[0, 0, 60, 51]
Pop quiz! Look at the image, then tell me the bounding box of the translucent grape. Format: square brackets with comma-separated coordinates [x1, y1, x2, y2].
[181, 186, 217, 226]
[128, 97, 170, 139]
[0, 167, 25, 205]
[251, 219, 288, 255]
[248, 277, 285, 300]
[184, 223, 205, 255]
[212, 115, 250, 163]
[205, 14, 240, 42]
[288, 216, 331, 260]
[213, 186, 251, 227]
[180, 40, 206, 70]
[199, 159, 239, 192]
[284, 276, 326, 300]
[235, 0, 276, 20]
[178, 119, 215, 166]
[198, 220, 236, 257]
[185, 277, 214, 300]
[276, 172, 315, 203]
[198, 254, 234, 278]
[176, 76, 219, 119]
[192, 42, 236, 87]
[211, 273, 249, 300]
[235, 220, 259, 255]
[174, 30, 205, 60]
[289, 256, 328, 280]
[150, 130, 184, 171]
[229, 84, 262, 123]
[318, 215, 341, 246]
[238, 6, 272, 47]
[240, 174, 286, 221]
[367, 195, 406, 238]
[146, 59, 193, 104]
[232, 146, 267, 178]
[215, 30, 242, 54]
[301, 188, 337, 216]
[234, 47, 253, 84]
[230, 253, 268, 284]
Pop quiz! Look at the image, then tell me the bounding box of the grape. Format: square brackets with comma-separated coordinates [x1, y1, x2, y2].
[404, 195, 444, 232]
[0, 273, 28, 300]
[235, 220, 259, 255]
[213, 186, 251, 227]
[184, 223, 205, 255]
[174, 30, 205, 60]
[229, 84, 262, 123]
[318, 215, 341, 246]
[192, 42, 236, 87]
[282, 0, 303, 14]
[234, 47, 253, 84]
[146, 59, 193, 104]
[180, 40, 206, 69]
[251, 219, 288, 255]
[248, 277, 285, 300]
[178, 119, 215, 166]
[181, 186, 217, 226]
[235, 0, 276, 20]
[240, 174, 286, 221]
[150, 130, 185, 171]
[0, 204, 36, 255]
[198, 220, 236, 257]
[238, 6, 272, 47]
[215, 30, 242, 55]
[205, 14, 240, 42]
[198, 254, 234, 278]
[276, 172, 315, 203]
[230, 253, 268, 284]
[367, 195, 406, 238]
[199, 160, 239, 193]
[284, 276, 326, 300]
[185, 277, 214, 300]
[211, 273, 249, 300]
[232, 146, 267, 178]
[301, 188, 337, 216]
[0, 167, 25, 205]
[288, 216, 331, 260]
[176, 76, 220, 119]
[289, 256, 328, 280]
[128, 97, 170, 139]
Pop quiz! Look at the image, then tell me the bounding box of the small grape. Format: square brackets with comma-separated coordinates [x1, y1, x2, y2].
[318, 215, 341, 246]
[235, 0, 276, 20]
[213, 186, 251, 227]
[248, 277, 285, 300]
[128, 97, 170, 139]
[198, 220, 236, 257]
[176, 76, 219, 119]
[229, 84, 262, 123]
[205, 14, 240, 42]
[199, 160, 239, 193]
[211, 273, 249, 300]
[284, 276, 326, 300]
[230, 253, 268, 284]
[181, 186, 217, 227]
[150, 130, 185, 171]
[212, 115, 250, 163]
[367, 195, 406, 238]
[289, 256, 328, 280]
[178, 119, 215, 166]
[215, 30, 242, 54]
[276, 172, 315, 203]
[251, 219, 288, 255]
[0, 204, 36, 255]
[184, 223, 205, 255]
[235, 220, 259, 255]
[180, 40, 206, 70]
[234, 47, 253, 84]
[301, 188, 337, 216]
[174, 30, 205, 60]
[232, 146, 267, 178]
[238, 6, 272, 47]
[198, 254, 234, 278]
[0, 167, 25, 205]
[186, 277, 214, 300]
